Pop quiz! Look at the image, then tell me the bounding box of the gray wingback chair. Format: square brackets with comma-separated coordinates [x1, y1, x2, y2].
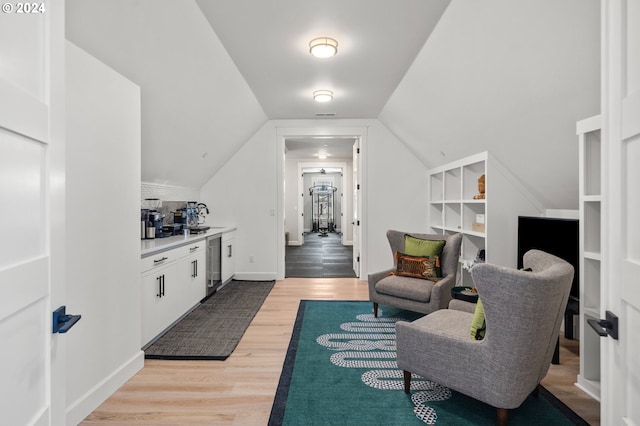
[395, 250, 574, 426]
[368, 230, 462, 317]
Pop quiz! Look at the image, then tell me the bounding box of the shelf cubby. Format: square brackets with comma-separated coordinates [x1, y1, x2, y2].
[429, 203, 444, 229]
[461, 234, 485, 264]
[444, 202, 462, 231]
[584, 132, 601, 196]
[584, 201, 601, 254]
[462, 202, 486, 234]
[582, 258, 601, 313]
[462, 160, 486, 200]
[444, 168, 461, 201]
[430, 172, 444, 202]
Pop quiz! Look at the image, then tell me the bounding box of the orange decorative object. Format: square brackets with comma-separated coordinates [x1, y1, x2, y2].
[473, 174, 486, 199]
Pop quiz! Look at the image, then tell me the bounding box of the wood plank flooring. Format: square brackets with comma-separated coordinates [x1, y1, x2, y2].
[81, 278, 600, 425]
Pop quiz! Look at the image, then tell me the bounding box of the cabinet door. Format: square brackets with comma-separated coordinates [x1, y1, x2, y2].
[141, 263, 177, 346]
[182, 250, 206, 310]
[221, 233, 235, 284]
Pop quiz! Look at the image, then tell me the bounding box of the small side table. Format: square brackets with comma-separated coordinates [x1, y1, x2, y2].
[451, 286, 478, 304]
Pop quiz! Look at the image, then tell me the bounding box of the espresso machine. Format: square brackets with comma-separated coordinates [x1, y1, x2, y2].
[143, 210, 162, 239]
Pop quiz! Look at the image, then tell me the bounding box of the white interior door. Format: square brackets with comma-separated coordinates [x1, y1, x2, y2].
[352, 139, 360, 277]
[601, 1, 640, 424]
[0, 1, 65, 425]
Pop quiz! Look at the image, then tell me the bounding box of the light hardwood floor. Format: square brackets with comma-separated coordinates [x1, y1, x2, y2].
[82, 278, 600, 425]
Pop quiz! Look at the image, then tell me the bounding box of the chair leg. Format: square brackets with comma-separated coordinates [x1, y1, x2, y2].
[403, 370, 411, 394]
[496, 408, 508, 426]
[373, 303, 379, 318]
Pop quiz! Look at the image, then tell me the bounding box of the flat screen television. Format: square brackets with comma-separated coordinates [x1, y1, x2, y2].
[517, 216, 579, 300]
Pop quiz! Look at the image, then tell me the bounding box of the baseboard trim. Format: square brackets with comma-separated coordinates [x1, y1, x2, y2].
[234, 272, 278, 281]
[66, 350, 144, 425]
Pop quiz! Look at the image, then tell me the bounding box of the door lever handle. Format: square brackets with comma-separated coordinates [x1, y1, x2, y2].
[52, 306, 82, 334]
[587, 310, 619, 340]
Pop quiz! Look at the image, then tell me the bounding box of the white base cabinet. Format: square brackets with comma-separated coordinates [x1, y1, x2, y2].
[141, 241, 207, 347]
[221, 230, 236, 285]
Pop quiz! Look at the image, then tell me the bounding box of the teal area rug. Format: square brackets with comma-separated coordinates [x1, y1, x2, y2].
[269, 301, 588, 426]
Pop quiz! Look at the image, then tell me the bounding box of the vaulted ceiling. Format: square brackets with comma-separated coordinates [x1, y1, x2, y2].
[66, 0, 600, 209]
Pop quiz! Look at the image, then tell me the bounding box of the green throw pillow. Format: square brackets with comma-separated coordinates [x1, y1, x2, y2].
[470, 298, 486, 340]
[404, 235, 446, 277]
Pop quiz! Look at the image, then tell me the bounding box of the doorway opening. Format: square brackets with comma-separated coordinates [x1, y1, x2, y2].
[282, 134, 361, 278]
[286, 164, 355, 278]
[276, 126, 367, 280]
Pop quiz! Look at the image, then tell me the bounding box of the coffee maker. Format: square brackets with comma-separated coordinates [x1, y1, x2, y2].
[144, 210, 164, 239]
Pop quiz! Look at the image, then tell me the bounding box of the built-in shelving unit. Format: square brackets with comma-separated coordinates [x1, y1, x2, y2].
[428, 152, 544, 285]
[576, 115, 602, 401]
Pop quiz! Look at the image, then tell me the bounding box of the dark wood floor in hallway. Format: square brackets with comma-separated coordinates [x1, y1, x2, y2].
[285, 232, 356, 278]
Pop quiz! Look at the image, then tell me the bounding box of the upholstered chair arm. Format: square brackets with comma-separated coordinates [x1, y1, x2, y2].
[368, 268, 394, 299]
[429, 273, 457, 310]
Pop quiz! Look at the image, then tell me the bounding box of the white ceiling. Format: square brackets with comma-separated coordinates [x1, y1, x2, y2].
[195, 0, 450, 160]
[285, 137, 356, 159]
[195, 0, 450, 120]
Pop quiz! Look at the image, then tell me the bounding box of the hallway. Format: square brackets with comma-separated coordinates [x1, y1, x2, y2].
[285, 232, 356, 278]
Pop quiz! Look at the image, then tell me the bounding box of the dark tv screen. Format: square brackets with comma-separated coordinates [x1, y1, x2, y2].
[517, 216, 579, 300]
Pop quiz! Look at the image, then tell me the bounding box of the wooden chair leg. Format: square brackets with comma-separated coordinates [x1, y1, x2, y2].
[496, 408, 508, 426]
[373, 303, 379, 318]
[403, 370, 411, 394]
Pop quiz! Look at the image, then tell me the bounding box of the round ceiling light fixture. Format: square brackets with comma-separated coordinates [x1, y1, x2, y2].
[309, 37, 338, 58]
[313, 90, 334, 103]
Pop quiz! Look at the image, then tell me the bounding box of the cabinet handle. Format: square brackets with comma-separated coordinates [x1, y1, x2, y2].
[190, 246, 199, 252]
[156, 276, 162, 297]
[161, 275, 165, 297]
[191, 260, 197, 278]
[228, 244, 232, 258]
[154, 256, 168, 264]
[195, 259, 198, 277]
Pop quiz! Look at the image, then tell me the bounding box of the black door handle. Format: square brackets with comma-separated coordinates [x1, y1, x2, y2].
[52, 306, 81, 333]
[587, 311, 619, 340]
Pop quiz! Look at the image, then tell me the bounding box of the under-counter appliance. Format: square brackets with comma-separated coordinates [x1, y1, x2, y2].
[206, 235, 222, 297]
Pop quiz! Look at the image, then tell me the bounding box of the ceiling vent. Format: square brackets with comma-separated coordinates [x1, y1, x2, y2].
[315, 113, 337, 117]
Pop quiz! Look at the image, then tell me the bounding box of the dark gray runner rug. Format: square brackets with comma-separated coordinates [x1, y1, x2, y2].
[144, 280, 275, 360]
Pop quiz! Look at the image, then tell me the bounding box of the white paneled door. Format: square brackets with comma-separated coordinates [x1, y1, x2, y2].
[0, 1, 65, 425]
[352, 139, 360, 277]
[601, 1, 640, 424]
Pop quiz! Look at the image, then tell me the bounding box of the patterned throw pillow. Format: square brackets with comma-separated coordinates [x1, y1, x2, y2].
[393, 252, 440, 281]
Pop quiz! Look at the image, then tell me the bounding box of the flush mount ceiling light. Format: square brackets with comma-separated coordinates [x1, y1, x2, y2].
[309, 37, 338, 58]
[313, 90, 333, 102]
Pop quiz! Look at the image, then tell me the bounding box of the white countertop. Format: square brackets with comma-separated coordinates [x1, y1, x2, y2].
[141, 226, 236, 258]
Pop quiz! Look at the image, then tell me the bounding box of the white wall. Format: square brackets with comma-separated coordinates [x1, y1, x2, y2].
[65, 42, 144, 424]
[364, 120, 430, 273]
[200, 122, 279, 280]
[200, 119, 428, 280]
[66, 0, 268, 189]
[379, 0, 600, 210]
